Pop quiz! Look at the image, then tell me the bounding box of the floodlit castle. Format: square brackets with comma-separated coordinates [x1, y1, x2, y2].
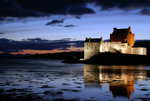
[84, 26, 147, 60]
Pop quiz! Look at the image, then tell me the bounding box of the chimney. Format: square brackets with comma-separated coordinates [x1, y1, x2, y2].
[89, 38, 91, 42]
[113, 28, 117, 31]
[128, 26, 131, 32]
[85, 37, 87, 40]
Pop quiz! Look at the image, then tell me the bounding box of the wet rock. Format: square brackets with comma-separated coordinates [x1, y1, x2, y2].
[7, 88, 30, 92]
[73, 82, 82, 84]
[53, 98, 65, 101]
[39, 85, 55, 88]
[36, 79, 44, 80]
[53, 98, 74, 101]
[24, 79, 30, 81]
[18, 80, 22, 82]
[71, 90, 81, 92]
[12, 84, 20, 86]
[138, 84, 147, 86]
[76, 86, 81, 88]
[56, 91, 63, 94]
[44, 91, 51, 95]
[61, 89, 71, 91]
[140, 88, 149, 91]
[62, 83, 70, 85]
[144, 94, 150, 96]
[0, 88, 4, 93]
[134, 97, 150, 100]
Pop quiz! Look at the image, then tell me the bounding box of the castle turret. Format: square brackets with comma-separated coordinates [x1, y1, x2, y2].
[110, 26, 134, 46]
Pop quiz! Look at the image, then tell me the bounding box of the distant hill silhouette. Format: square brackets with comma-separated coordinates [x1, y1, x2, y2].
[21, 51, 84, 59]
[0, 53, 31, 59]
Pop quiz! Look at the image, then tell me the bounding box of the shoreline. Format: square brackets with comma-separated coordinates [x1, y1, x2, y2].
[62, 52, 150, 65]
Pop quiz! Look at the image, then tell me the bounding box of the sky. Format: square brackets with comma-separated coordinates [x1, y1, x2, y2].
[0, 0, 150, 55]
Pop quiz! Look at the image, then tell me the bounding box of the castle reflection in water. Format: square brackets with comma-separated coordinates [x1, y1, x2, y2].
[84, 64, 147, 99]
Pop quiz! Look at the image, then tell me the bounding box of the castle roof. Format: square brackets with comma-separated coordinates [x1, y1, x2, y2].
[113, 28, 129, 33]
[85, 38, 102, 42]
[112, 27, 131, 34]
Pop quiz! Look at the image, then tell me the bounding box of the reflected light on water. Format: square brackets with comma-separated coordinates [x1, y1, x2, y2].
[0, 59, 149, 101]
[84, 64, 147, 99]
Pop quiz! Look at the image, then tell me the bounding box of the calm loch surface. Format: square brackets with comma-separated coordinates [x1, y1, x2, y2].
[0, 59, 150, 101]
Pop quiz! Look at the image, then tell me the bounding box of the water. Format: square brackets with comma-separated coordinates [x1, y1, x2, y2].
[0, 59, 150, 101]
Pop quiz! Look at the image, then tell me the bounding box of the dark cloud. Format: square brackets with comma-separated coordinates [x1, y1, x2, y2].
[46, 19, 64, 26]
[140, 8, 150, 15]
[0, 0, 94, 17]
[1, 0, 150, 18]
[0, 38, 84, 53]
[68, 6, 95, 15]
[94, 0, 150, 11]
[0, 0, 45, 17]
[7, 18, 14, 21]
[64, 24, 75, 27]
[0, 17, 5, 21]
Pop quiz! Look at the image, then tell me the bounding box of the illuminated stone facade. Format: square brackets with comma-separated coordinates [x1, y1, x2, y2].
[84, 27, 147, 60]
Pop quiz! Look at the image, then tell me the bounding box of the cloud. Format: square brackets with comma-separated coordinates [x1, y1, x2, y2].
[0, 0, 95, 17]
[46, 19, 64, 26]
[140, 8, 150, 15]
[1, 0, 150, 18]
[0, 17, 5, 21]
[64, 24, 75, 27]
[7, 18, 14, 21]
[75, 16, 81, 19]
[0, 0, 45, 17]
[0, 38, 84, 53]
[68, 6, 95, 15]
[0, 32, 4, 34]
[94, 0, 150, 11]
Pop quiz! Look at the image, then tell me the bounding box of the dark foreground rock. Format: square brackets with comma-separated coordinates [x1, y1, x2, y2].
[63, 52, 150, 65]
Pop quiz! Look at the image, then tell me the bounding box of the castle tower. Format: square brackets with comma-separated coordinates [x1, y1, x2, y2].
[110, 26, 135, 46]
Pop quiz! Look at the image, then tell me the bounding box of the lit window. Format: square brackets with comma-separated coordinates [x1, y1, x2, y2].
[95, 43, 97, 45]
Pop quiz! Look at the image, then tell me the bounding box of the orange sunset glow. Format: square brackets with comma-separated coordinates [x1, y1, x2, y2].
[10, 46, 84, 55]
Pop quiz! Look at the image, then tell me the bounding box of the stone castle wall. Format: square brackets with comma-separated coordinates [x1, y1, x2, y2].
[84, 42, 100, 60]
[102, 42, 130, 54]
[84, 40, 147, 60]
[131, 47, 147, 55]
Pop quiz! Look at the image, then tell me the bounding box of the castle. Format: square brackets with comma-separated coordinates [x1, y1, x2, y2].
[84, 27, 147, 60]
